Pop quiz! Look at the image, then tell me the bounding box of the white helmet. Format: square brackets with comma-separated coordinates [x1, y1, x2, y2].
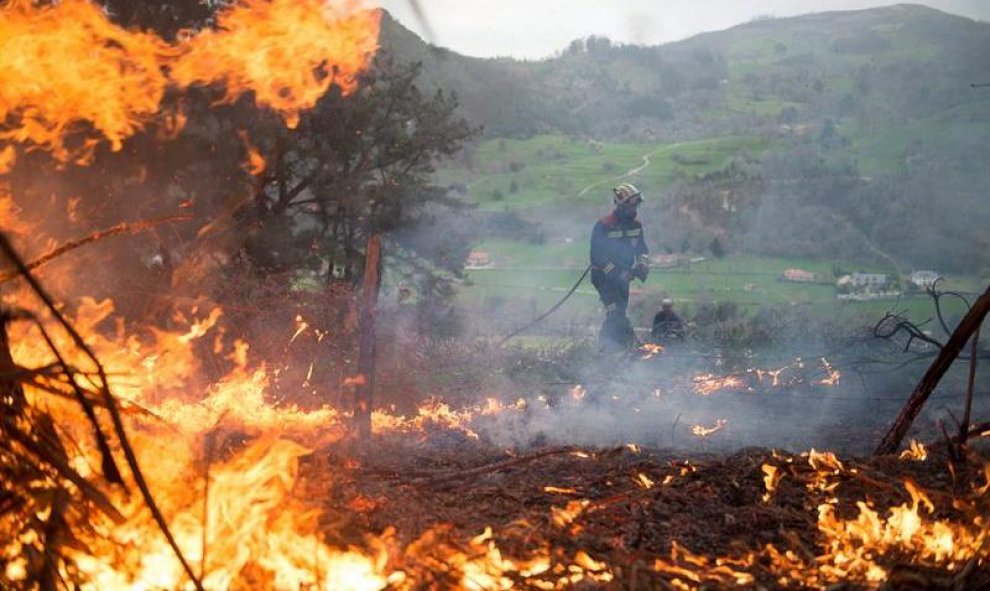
[613, 183, 642, 205]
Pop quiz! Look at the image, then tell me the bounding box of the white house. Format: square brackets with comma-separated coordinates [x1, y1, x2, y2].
[910, 270, 939, 289]
[850, 272, 887, 288]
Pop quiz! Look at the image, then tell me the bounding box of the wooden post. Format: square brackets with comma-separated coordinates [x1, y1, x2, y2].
[353, 234, 382, 439]
[875, 284, 990, 455]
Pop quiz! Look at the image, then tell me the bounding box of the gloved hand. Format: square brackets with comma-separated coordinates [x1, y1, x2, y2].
[633, 255, 650, 281]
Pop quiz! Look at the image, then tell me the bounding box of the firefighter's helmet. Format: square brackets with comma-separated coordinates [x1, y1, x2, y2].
[613, 183, 642, 205]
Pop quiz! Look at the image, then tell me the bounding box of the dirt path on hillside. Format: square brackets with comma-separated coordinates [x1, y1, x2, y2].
[577, 142, 682, 198]
[578, 142, 681, 197]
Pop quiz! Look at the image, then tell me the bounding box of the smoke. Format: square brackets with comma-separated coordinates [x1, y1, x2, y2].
[378, 237, 984, 455]
[459, 349, 850, 452]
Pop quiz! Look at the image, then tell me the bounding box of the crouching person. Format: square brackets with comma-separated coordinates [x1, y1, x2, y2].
[651, 298, 685, 344]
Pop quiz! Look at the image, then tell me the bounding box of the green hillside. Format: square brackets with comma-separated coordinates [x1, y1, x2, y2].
[384, 5, 989, 272]
[439, 134, 772, 211]
[378, 6, 989, 327]
[381, 5, 990, 146]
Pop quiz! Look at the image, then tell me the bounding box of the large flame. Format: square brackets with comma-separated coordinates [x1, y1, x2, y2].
[173, 0, 380, 129]
[0, 0, 171, 166]
[0, 0, 380, 164]
[1, 1, 985, 586]
[4, 295, 988, 588]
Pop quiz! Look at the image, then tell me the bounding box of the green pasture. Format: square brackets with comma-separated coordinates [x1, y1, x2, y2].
[848, 100, 990, 174]
[439, 134, 773, 211]
[457, 249, 982, 330]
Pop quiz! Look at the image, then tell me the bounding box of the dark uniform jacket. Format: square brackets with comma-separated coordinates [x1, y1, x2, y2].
[651, 310, 684, 341]
[590, 213, 648, 289]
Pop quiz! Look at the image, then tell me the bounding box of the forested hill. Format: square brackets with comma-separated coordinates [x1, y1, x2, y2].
[380, 5, 989, 141]
[378, 5, 990, 273]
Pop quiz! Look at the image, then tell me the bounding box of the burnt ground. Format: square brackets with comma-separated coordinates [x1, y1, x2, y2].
[291, 340, 990, 588]
[300, 430, 990, 590]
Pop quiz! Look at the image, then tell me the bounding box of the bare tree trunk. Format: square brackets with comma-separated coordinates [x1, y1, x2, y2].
[353, 234, 382, 439]
[875, 285, 990, 455]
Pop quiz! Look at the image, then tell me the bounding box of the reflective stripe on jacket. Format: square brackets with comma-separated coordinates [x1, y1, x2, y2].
[590, 213, 648, 279]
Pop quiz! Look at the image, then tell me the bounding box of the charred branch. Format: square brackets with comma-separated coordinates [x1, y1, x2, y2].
[874, 311, 944, 351]
[0, 215, 192, 286]
[875, 284, 990, 456]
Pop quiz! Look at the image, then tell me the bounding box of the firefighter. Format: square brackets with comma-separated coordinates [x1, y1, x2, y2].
[651, 298, 685, 344]
[590, 183, 649, 351]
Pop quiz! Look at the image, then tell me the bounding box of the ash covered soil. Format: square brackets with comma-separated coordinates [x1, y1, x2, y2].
[300, 432, 990, 590]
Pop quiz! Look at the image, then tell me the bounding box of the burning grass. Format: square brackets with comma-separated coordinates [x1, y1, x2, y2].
[1, 278, 988, 589]
[316, 436, 990, 590]
[0, 3, 986, 582]
[1, 268, 985, 589]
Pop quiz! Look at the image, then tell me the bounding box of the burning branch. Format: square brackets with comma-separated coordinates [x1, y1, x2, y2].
[0, 214, 192, 285]
[0, 232, 205, 591]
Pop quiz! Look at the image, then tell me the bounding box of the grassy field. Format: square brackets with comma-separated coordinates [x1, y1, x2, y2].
[457, 249, 981, 332]
[437, 132, 985, 335]
[439, 134, 773, 211]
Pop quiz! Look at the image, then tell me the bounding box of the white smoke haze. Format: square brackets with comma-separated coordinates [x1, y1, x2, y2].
[373, 178, 985, 458]
[427, 346, 979, 456]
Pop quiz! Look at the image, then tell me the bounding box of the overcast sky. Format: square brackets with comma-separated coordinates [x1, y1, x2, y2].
[379, 1, 990, 59]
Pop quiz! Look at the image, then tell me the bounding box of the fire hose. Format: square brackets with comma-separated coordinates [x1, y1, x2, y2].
[497, 264, 592, 347]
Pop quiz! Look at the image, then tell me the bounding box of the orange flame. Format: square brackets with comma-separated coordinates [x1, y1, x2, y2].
[818, 357, 841, 386]
[761, 463, 782, 503]
[0, 145, 16, 174]
[0, 0, 171, 165]
[899, 439, 929, 461]
[173, 0, 381, 129]
[6, 294, 988, 589]
[817, 480, 987, 582]
[0, 0, 380, 164]
[691, 419, 728, 438]
[1, 297, 395, 587]
[551, 500, 589, 528]
[0, 190, 34, 238]
[237, 130, 268, 176]
[692, 374, 745, 396]
[543, 486, 579, 496]
[639, 342, 664, 359]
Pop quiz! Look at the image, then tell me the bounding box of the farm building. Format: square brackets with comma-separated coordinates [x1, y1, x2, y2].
[911, 270, 940, 289]
[780, 268, 816, 283]
[849, 272, 887, 287]
[465, 250, 492, 268]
